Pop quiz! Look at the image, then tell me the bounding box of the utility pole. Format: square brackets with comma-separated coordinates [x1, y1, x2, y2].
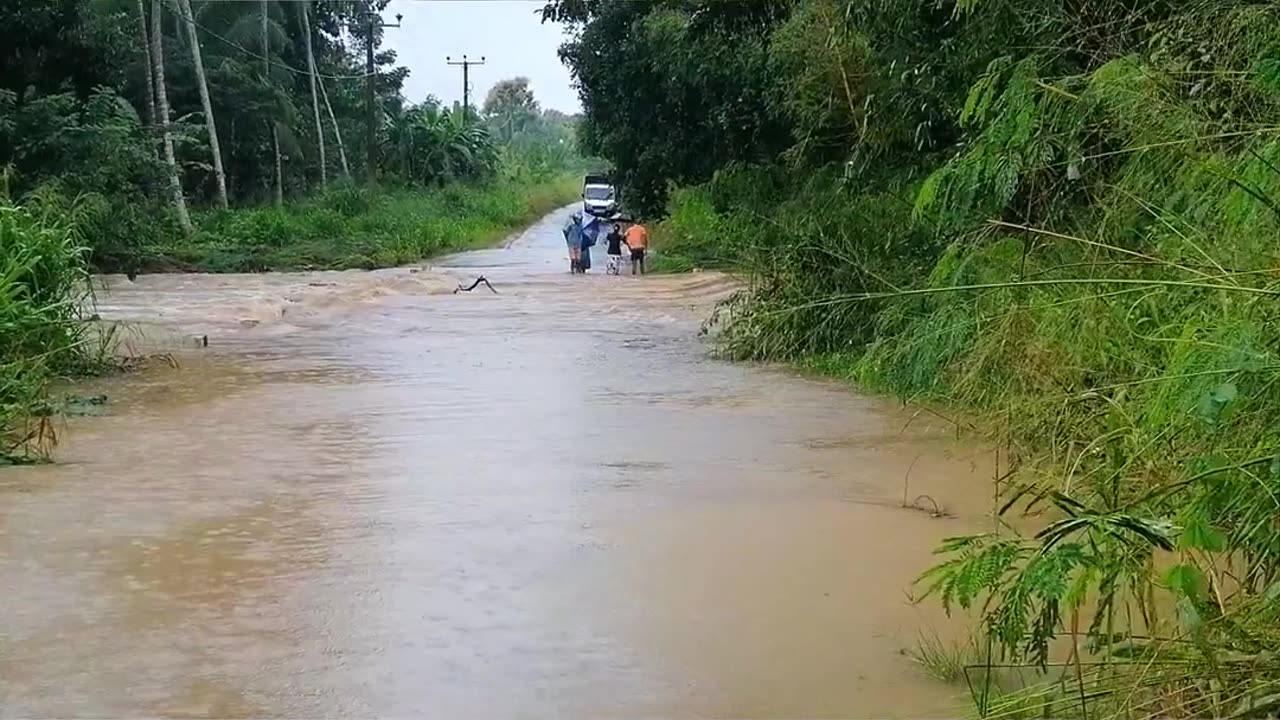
[446, 54, 485, 117]
[361, 4, 402, 183]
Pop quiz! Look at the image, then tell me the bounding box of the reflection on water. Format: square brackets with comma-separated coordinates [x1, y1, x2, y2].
[0, 207, 992, 718]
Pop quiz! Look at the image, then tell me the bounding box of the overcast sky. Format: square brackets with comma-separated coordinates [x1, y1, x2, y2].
[380, 0, 580, 113]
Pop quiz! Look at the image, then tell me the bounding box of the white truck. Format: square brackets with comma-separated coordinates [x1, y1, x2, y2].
[582, 173, 618, 217]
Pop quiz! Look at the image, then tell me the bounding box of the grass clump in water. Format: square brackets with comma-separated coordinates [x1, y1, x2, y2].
[907, 630, 988, 685]
[0, 198, 109, 462]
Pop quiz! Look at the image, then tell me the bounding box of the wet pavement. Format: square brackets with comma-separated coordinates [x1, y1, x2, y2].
[0, 207, 992, 718]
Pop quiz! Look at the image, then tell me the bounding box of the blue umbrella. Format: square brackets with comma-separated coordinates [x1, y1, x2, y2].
[581, 214, 606, 247]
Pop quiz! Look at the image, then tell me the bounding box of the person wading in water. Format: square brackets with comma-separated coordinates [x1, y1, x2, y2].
[624, 221, 649, 275]
[604, 223, 625, 275]
[563, 212, 584, 273]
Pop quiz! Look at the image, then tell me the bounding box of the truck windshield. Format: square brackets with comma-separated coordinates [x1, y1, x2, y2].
[584, 186, 614, 201]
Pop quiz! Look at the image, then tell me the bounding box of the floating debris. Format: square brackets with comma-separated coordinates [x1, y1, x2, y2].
[454, 276, 497, 294]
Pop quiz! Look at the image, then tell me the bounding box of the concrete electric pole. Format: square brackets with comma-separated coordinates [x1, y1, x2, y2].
[362, 4, 401, 183]
[446, 54, 485, 116]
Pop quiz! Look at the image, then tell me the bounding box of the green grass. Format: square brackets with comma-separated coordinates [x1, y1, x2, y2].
[907, 630, 987, 685]
[647, 185, 744, 274]
[145, 175, 579, 273]
[0, 201, 111, 461]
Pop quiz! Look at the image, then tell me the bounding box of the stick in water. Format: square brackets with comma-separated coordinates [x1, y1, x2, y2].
[454, 276, 497, 294]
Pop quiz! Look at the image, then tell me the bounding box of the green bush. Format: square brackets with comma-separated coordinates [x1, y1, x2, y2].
[0, 201, 103, 460]
[321, 183, 377, 218]
[0, 87, 173, 273]
[650, 186, 733, 272]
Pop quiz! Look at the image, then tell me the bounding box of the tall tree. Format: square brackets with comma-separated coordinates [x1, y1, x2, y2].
[482, 77, 540, 142]
[149, 0, 192, 234]
[262, 0, 283, 206]
[318, 74, 350, 178]
[134, 0, 157, 131]
[176, 0, 228, 209]
[300, 0, 326, 190]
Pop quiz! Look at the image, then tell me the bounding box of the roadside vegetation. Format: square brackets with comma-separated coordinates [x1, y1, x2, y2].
[0, 200, 114, 462]
[549, 0, 1280, 716]
[1, 0, 584, 273]
[1, 1, 584, 460]
[149, 177, 577, 272]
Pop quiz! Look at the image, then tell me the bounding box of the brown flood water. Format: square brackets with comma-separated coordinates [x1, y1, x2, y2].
[0, 207, 995, 718]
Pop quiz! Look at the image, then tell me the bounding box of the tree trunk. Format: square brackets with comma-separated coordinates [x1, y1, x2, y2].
[301, 1, 326, 190]
[150, 0, 193, 235]
[272, 126, 283, 206]
[135, 0, 157, 131]
[177, 0, 228, 209]
[318, 74, 350, 178]
[262, 0, 283, 206]
[173, 3, 182, 51]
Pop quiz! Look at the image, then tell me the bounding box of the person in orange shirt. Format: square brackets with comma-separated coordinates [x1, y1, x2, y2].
[624, 222, 649, 275]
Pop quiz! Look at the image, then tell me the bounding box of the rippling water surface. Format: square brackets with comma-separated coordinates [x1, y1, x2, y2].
[0, 207, 992, 718]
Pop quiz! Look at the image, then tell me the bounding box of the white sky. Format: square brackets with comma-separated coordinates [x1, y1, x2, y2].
[381, 0, 580, 113]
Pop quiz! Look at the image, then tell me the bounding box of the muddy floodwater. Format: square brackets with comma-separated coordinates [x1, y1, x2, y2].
[0, 207, 994, 718]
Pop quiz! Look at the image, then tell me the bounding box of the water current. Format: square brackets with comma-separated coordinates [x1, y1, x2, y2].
[0, 207, 994, 718]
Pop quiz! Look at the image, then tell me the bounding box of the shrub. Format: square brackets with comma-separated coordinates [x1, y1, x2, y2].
[0, 201, 102, 459]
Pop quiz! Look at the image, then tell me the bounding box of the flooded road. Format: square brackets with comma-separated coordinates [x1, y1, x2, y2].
[0, 207, 993, 718]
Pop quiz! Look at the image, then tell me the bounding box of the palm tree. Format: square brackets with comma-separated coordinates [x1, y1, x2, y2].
[318, 74, 350, 178]
[300, 0, 326, 190]
[149, 0, 193, 234]
[176, 0, 228, 208]
[262, 0, 282, 206]
[194, 0, 293, 202]
[134, 0, 157, 132]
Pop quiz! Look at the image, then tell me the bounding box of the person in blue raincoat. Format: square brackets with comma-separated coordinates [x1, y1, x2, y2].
[563, 212, 584, 273]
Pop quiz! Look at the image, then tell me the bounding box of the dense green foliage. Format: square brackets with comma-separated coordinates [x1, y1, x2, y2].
[0, 201, 108, 462]
[4, 0, 395, 266]
[483, 77, 586, 184]
[384, 104, 498, 187]
[1, 0, 584, 272]
[553, 0, 1280, 715]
